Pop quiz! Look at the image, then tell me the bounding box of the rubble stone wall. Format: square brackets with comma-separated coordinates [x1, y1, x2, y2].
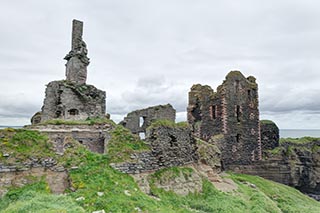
[111, 125, 198, 174]
[120, 104, 176, 134]
[36, 81, 106, 124]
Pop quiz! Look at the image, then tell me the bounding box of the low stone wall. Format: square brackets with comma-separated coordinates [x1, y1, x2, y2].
[111, 125, 198, 174]
[0, 158, 68, 197]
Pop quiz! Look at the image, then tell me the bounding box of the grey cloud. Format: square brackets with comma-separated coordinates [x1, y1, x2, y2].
[1, 0, 320, 129]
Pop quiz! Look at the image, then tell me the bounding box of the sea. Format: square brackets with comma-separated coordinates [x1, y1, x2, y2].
[1, 125, 320, 138]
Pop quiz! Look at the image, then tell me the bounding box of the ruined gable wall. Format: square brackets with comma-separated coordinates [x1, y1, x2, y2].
[120, 104, 176, 134]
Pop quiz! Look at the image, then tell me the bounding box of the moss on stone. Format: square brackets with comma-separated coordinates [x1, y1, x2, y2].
[280, 137, 320, 144]
[147, 119, 189, 130]
[0, 129, 55, 164]
[260, 120, 276, 125]
[107, 125, 150, 163]
[38, 117, 115, 126]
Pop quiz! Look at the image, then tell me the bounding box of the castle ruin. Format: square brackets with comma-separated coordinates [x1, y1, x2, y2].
[31, 20, 106, 124]
[187, 71, 262, 167]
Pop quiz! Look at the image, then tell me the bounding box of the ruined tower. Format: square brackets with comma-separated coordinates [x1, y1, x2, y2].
[64, 20, 90, 84]
[31, 20, 106, 124]
[188, 71, 261, 167]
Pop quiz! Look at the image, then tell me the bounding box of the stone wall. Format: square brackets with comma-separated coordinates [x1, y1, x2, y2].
[37, 81, 106, 123]
[187, 71, 261, 167]
[120, 104, 176, 134]
[27, 124, 113, 154]
[0, 158, 68, 197]
[111, 125, 198, 174]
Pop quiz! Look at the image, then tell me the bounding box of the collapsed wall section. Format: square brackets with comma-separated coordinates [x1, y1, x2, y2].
[110, 124, 198, 174]
[37, 81, 106, 124]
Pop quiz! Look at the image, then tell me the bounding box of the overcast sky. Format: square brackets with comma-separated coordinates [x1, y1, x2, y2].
[1, 0, 320, 129]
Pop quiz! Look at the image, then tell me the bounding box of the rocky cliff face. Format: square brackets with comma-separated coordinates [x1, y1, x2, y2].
[228, 139, 320, 199]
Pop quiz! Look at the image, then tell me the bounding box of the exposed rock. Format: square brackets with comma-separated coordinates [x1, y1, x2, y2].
[151, 167, 202, 196]
[228, 140, 320, 196]
[133, 166, 202, 196]
[120, 104, 176, 134]
[196, 137, 221, 172]
[260, 120, 279, 152]
[31, 111, 42, 125]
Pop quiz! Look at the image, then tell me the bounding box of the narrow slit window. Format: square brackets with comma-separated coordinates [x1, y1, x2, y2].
[236, 105, 241, 122]
[210, 105, 217, 119]
[68, 108, 79, 116]
[236, 134, 241, 143]
[139, 117, 144, 127]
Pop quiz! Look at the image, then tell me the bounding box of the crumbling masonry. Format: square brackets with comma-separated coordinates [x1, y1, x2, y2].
[31, 20, 106, 124]
[188, 71, 262, 167]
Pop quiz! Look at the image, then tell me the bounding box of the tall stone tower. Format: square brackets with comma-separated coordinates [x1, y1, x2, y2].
[64, 20, 90, 84]
[31, 20, 106, 124]
[187, 71, 261, 167]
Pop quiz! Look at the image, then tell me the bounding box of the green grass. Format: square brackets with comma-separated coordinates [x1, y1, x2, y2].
[0, 128, 55, 164]
[38, 117, 115, 126]
[150, 167, 194, 183]
[260, 120, 276, 125]
[106, 125, 150, 163]
[147, 119, 189, 130]
[280, 136, 320, 144]
[1, 128, 320, 212]
[230, 173, 320, 212]
[0, 181, 84, 213]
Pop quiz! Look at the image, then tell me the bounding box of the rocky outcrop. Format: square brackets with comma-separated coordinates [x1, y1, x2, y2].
[228, 140, 320, 197]
[260, 120, 279, 152]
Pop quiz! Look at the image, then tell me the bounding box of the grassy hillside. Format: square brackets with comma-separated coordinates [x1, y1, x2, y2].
[1, 128, 320, 212]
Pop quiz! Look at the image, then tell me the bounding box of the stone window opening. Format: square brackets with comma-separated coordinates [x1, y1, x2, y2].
[210, 105, 217, 119]
[169, 135, 178, 147]
[139, 116, 145, 127]
[236, 105, 241, 122]
[55, 110, 62, 117]
[139, 132, 145, 140]
[68, 108, 79, 116]
[236, 134, 241, 143]
[248, 90, 252, 101]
